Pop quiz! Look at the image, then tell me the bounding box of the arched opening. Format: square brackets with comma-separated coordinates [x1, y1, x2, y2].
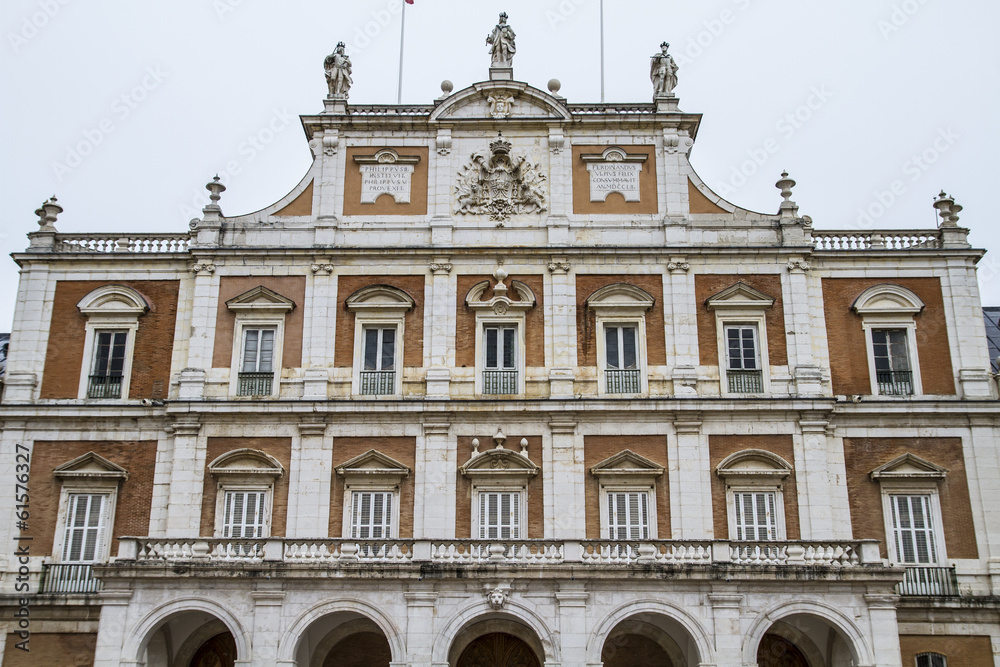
[600, 614, 701, 667]
[294, 612, 394, 667]
[755, 615, 859, 667]
[140, 611, 239, 667]
[448, 617, 545, 667]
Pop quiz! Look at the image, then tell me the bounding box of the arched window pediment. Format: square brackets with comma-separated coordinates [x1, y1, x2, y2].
[77, 285, 149, 318]
[716, 449, 792, 480]
[852, 284, 925, 316]
[345, 284, 415, 314]
[208, 448, 284, 478]
[585, 283, 655, 314]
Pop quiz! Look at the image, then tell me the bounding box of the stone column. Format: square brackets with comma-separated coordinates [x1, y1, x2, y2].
[783, 259, 825, 395]
[404, 587, 437, 667]
[670, 418, 712, 539]
[794, 414, 848, 540]
[287, 422, 331, 537]
[314, 129, 341, 245]
[164, 417, 206, 537]
[93, 588, 134, 666]
[548, 419, 584, 538]
[708, 592, 743, 667]
[547, 259, 575, 398]
[420, 422, 454, 539]
[426, 261, 454, 397]
[864, 594, 902, 667]
[250, 587, 286, 667]
[303, 261, 335, 399]
[178, 261, 221, 399]
[666, 259, 699, 394]
[555, 582, 589, 667]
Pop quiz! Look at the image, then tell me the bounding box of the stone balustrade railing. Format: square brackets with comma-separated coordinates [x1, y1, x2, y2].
[116, 538, 879, 568]
[54, 233, 191, 254]
[813, 230, 942, 250]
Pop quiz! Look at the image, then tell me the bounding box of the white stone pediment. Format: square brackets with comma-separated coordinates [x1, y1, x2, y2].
[77, 285, 149, 318]
[852, 284, 925, 316]
[460, 448, 538, 479]
[345, 285, 415, 313]
[870, 453, 947, 480]
[335, 449, 411, 480]
[208, 448, 284, 478]
[716, 449, 792, 479]
[430, 82, 570, 122]
[53, 452, 128, 481]
[705, 282, 775, 311]
[225, 286, 296, 313]
[585, 283, 655, 314]
[590, 450, 664, 478]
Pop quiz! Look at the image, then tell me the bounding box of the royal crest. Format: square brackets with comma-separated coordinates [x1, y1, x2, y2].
[455, 132, 546, 224]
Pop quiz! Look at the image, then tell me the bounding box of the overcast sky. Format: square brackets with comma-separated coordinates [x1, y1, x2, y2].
[2, 0, 998, 333]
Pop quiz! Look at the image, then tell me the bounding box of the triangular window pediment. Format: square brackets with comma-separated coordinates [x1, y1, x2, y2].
[226, 286, 295, 313]
[335, 449, 411, 479]
[590, 449, 664, 477]
[870, 453, 948, 480]
[705, 282, 775, 311]
[53, 452, 128, 481]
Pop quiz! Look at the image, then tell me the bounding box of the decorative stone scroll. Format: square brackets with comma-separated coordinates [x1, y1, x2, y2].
[353, 149, 420, 204]
[581, 147, 647, 203]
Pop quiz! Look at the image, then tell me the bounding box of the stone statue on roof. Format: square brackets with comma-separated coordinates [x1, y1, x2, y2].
[650, 41, 678, 96]
[324, 42, 353, 98]
[487, 12, 516, 67]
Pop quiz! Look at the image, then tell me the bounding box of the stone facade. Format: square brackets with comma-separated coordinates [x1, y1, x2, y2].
[1, 39, 999, 667]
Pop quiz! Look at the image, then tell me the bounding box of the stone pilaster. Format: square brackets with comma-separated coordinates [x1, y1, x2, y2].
[2, 262, 51, 402]
[782, 258, 825, 395]
[93, 588, 134, 666]
[547, 259, 575, 398]
[250, 587, 286, 667]
[164, 417, 205, 537]
[864, 594, 902, 667]
[303, 260, 336, 398]
[708, 592, 743, 667]
[419, 422, 454, 538]
[794, 415, 847, 540]
[670, 418, 712, 538]
[665, 259, 698, 395]
[547, 419, 583, 538]
[555, 582, 588, 667]
[179, 260, 221, 399]
[287, 422, 331, 537]
[404, 587, 437, 666]
[426, 261, 454, 397]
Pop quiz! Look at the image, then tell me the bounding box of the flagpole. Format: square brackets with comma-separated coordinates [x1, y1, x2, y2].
[396, 1, 406, 104]
[599, 0, 605, 102]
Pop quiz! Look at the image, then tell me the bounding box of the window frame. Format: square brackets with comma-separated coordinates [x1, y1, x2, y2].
[51, 451, 128, 565]
[459, 435, 539, 540]
[347, 489, 397, 540]
[863, 322, 922, 396]
[715, 449, 792, 542]
[852, 284, 926, 397]
[870, 453, 949, 567]
[473, 486, 526, 541]
[589, 449, 664, 541]
[728, 487, 783, 541]
[335, 449, 410, 540]
[345, 285, 414, 398]
[475, 318, 525, 395]
[915, 652, 947, 667]
[208, 448, 285, 539]
[465, 275, 537, 397]
[602, 487, 654, 541]
[585, 283, 655, 397]
[75, 285, 149, 400]
[705, 282, 775, 396]
[225, 286, 296, 399]
[219, 488, 271, 540]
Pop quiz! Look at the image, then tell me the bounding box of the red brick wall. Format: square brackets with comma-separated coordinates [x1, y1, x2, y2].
[212, 276, 306, 368]
[334, 275, 425, 368]
[29, 441, 157, 556]
[821, 277, 955, 395]
[40, 281, 179, 399]
[583, 436, 670, 539]
[899, 635, 992, 666]
[694, 275, 787, 366]
[843, 438, 977, 558]
[4, 633, 96, 666]
[200, 438, 292, 538]
[455, 275, 545, 369]
[708, 435, 800, 540]
[329, 437, 416, 538]
[576, 275, 666, 366]
[455, 436, 543, 539]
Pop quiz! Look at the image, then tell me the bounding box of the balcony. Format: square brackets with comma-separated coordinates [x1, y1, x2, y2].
[605, 368, 641, 394]
[40, 563, 101, 594]
[482, 370, 517, 395]
[727, 369, 763, 394]
[237, 372, 273, 396]
[87, 374, 123, 399]
[877, 370, 913, 396]
[360, 370, 395, 395]
[896, 566, 959, 596]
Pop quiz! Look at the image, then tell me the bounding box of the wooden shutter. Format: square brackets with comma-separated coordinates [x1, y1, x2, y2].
[351, 491, 394, 539]
[62, 494, 108, 563]
[733, 491, 777, 540]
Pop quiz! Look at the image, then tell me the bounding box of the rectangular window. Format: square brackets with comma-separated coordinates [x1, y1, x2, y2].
[483, 325, 518, 394]
[222, 490, 267, 539]
[88, 331, 128, 398]
[872, 329, 913, 395]
[604, 324, 641, 394]
[241, 328, 275, 373]
[733, 491, 777, 540]
[916, 653, 947, 667]
[62, 494, 107, 563]
[478, 491, 520, 540]
[360, 327, 397, 395]
[725, 325, 759, 370]
[607, 491, 650, 540]
[890, 494, 937, 564]
[350, 491, 393, 539]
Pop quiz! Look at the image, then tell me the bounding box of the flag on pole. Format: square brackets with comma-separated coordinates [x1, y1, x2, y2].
[405, 0, 413, 4]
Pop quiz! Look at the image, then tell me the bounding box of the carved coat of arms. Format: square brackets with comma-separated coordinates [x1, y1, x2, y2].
[455, 132, 546, 224]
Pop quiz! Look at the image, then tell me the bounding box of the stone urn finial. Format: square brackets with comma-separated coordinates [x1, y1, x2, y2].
[35, 196, 62, 230]
[494, 428, 506, 449]
[933, 191, 957, 228]
[776, 171, 798, 217]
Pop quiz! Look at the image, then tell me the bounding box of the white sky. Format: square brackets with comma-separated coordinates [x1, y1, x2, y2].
[2, 0, 998, 332]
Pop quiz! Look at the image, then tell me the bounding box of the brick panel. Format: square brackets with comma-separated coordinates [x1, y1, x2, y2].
[29, 441, 157, 556]
[821, 277, 955, 395]
[329, 437, 416, 538]
[334, 275, 425, 368]
[843, 437, 977, 558]
[200, 438, 292, 538]
[576, 275, 666, 366]
[212, 276, 306, 368]
[455, 436, 543, 539]
[40, 280, 180, 399]
[455, 275, 545, 369]
[694, 274, 787, 366]
[899, 635, 992, 667]
[708, 435, 800, 540]
[3, 632, 96, 666]
[583, 436, 670, 539]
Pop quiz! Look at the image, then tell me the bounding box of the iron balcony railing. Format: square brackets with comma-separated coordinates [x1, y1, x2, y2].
[360, 370, 395, 395]
[727, 369, 763, 394]
[605, 368, 641, 394]
[877, 370, 913, 396]
[40, 563, 101, 594]
[482, 370, 517, 395]
[896, 566, 959, 596]
[87, 374, 123, 399]
[237, 372, 273, 396]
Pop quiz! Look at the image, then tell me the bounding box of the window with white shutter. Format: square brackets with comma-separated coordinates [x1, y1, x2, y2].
[478, 491, 521, 540]
[732, 491, 778, 541]
[222, 490, 268, 539]
[890, 494, 938, 564]
[606, 491, 650, 540]
[62, 494, 109, 563]
[350, 491, 394, 539]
